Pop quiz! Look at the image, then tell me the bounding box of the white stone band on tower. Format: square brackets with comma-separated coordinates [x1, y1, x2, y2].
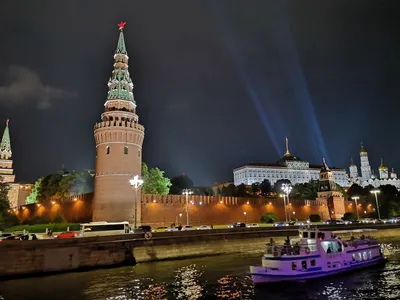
[92, 22, 145, 223]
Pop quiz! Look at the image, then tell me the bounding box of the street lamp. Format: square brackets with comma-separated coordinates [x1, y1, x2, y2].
[129, 175, 144, 229]
[282, 183, 292, 221]
[351, 196, 360, 221]
[370, 189, 381, 220]
[244, 211, 247, 223]
[182, 189, 193, 225]
[279, 194, 287, 222]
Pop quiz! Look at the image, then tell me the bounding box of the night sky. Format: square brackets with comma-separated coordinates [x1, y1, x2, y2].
[0, 1, 399, 186]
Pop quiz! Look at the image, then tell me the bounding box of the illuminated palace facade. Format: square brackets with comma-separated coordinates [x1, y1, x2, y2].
[233, 139, 349, 188]
[349, 144, 400, 189]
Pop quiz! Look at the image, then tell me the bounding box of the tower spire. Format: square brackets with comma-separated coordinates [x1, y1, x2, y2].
[360, 142, 367, 154]
[106, 21, 134, 103]
[1, 119, 11, 155]
[284, 137, 291, 156]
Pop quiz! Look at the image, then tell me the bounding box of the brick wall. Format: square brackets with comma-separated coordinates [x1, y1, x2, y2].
[14, 193, 371, 226]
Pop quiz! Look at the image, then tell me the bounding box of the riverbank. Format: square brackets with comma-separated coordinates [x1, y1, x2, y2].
[1, 224, 399, 279]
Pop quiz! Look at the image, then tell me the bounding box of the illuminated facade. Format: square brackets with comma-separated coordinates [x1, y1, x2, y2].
[349, 144, 400, 189]
[233, 138, 349, 187]
[92, 22, 145, 223]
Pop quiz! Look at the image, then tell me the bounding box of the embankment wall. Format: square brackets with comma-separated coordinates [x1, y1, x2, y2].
[1, 224, 399, 279]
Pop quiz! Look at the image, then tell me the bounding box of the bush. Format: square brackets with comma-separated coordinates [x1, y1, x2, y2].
[342, 212, 355, 221]
[261, 213, 278, 223]
[309, 214, 321, 222]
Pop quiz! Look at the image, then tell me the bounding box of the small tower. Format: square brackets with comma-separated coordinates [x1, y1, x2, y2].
[284, 137, 291, 157]
[378, 158, 389, 179]
[360, 143, 372, 182]
[349, 158, 359, 182]
[316, 158, 345, 220]
[0, 119, 15, 183]
[92, 22, 145, 223]
[391, 168, 397, 179]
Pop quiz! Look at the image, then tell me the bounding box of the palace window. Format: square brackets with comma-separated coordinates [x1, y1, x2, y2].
[106, 146, 110, 155]
[124, 146, 128, 154]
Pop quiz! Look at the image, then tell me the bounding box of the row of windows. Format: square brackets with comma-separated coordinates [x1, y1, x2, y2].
[104, 146, 141, 157]
[292, 259, 317, 271]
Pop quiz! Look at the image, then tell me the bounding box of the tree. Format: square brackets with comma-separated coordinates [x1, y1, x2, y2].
[309, 214, 321, 222]
[220, 184, 237, 197]
[142, 163, 171, 195]
[169, 174, 194, 195]
[260, 179, 272, 197]
[273, 179, 291, 194]
[293, 180, 319, 200]
[261, 213, 278, 223]
[0, 177, 10, 215]
[26, 177, 44, 204]
[342, 212, 356, 221]
[236, 183, 248, 197]
[251, 182, 260, 196]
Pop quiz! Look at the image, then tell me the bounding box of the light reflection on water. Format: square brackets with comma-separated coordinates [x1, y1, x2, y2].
[1, 242, 400, 300]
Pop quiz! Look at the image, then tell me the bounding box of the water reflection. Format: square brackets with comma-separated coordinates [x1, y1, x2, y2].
[172, 264, 203, 299]
[1, 243, 400, 300]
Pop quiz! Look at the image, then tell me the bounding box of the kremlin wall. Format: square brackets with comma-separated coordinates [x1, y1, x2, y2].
[13, 192, 375, 227]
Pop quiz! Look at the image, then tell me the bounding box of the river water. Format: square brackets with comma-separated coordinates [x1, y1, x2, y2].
[1, 242, 400, 300]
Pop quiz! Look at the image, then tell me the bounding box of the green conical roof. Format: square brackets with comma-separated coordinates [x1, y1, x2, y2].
[115, 31, 128, 55]
[0, 119, 11, 153]
[106, 25, 135, 103]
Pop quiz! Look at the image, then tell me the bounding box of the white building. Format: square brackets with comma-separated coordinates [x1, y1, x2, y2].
[349, 144, 400, 189]
[233, 138, 349, 187]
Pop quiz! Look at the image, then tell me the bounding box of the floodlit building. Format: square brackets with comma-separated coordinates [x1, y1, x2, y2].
[233, 138, 349, 187]
[349, 144, 400, 189]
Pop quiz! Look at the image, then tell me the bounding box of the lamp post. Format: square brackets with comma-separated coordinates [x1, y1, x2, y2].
[129, 175, 144, 229]
[370, 189, 381, 220]
[182, 189, 193, 225]
[279, 194, 287, 222]
[351, 196, 360, 221]
[282, 183, 292, 221]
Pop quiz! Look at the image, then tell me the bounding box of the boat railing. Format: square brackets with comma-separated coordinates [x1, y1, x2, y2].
[265, 244, 318, 257]
[345, 237, 379, 248]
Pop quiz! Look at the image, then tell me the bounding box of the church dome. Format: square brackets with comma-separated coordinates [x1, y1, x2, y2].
[379, 158, 388, 171]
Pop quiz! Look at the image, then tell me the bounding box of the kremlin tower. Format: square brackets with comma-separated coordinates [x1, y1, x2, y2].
[0, 119, 15, 183]
[92, 22, 145, 223]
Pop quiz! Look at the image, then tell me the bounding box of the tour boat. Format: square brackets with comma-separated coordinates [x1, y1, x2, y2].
[250, 227, 385, 284]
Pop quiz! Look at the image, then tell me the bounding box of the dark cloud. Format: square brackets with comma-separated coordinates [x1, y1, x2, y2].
[0, 66, 76, 109]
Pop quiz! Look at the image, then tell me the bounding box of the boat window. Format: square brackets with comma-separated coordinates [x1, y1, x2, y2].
[310, 259, 316, 267]
[352, 254, 356, 261]
[302, 232, 308, 238]
[302, 261, 307, 270]
[369, 251, 372, 259]
[317, 232, 325, 239]
[292, 262, 297, 270]
[321, 241, 342, 253]
[310, 232, 316, 239]
[363, 252, 367, 260]
[358, 253, 362, 261]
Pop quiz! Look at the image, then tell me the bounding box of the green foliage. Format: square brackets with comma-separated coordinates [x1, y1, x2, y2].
[261, 213, 278, 223]
[293, 180, 319, 200]
[273, 179, 291, 194]
[251, 182, 260, 196]
[220, 184, 237, 197]
[169, 174, 194, 195]
[309, 214, 321, 222]
[5, 223, 80, 233]
[26, 177, 43, 204]
[28, 169, 94, 203]
[0, 177, 10, 215]
[192, 187, 214, 196]
[342, 212, 356, 221]
[142, 163, 171, 195]
[260, 179, 272, 197]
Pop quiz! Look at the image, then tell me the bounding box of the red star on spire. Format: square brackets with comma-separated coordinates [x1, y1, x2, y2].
[118, 21, 127, 31]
